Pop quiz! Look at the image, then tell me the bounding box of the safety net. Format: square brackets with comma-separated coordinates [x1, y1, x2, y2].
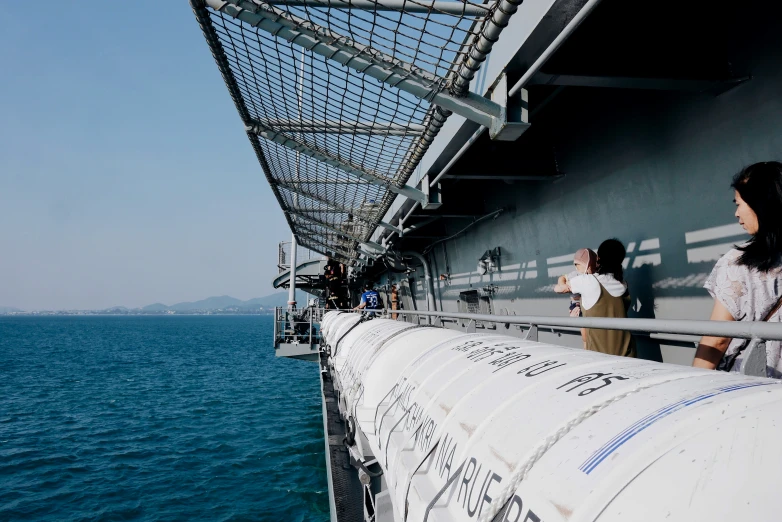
[191, 0, 497, 263]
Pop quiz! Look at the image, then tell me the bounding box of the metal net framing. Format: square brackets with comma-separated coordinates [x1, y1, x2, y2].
[192, 0, 494, 263]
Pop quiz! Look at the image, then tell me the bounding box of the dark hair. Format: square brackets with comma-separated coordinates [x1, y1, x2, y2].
[596, 238, 626, 282]
[363, 282, 373, 290]
[731, 161, 782, 272]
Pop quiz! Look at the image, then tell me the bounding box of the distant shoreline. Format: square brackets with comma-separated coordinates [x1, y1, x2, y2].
[0, 291, 302, 317]
[0, 311, 276, 317]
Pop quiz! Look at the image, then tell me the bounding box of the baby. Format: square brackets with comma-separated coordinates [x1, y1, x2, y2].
[554, 248, 597, 317]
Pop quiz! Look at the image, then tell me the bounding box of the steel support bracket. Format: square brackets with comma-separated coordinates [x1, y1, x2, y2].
[358, 241, 386, 255]
[488, 74, 530, 141]
[420, 172, 442, 210]
[523, 324, 538, 341]
[739, 339, 767, 377]
[358, 245, 380, 260]
[375, 221, 404, 235]
[402, 215, 440, 235]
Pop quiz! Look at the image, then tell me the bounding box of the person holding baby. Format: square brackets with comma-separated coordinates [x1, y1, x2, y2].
[554, 239, 636, 358]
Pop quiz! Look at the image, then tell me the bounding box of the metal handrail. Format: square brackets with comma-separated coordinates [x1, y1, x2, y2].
[280, 306, 782, 343]
[389, 309, 782, 341]
[274, 306, 324, 346]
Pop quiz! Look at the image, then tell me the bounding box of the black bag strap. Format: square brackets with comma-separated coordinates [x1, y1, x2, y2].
[761, 294, 782, 322]
[722, 293, 782, 372]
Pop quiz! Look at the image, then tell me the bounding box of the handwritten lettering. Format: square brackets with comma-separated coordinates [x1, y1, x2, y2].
[557, 372, 630, 396]
[493, 342, 525, 350]
[452, 340, 484, 352]
[489, 352, 531, 373]
[466, 346, 505, 362]
[516, 360, 567, 377]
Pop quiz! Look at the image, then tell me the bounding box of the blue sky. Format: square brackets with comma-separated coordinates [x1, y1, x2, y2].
[0, 2, 294, 310]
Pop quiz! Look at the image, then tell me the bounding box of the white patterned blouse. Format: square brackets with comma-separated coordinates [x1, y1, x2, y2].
[704, 247, 782, 377]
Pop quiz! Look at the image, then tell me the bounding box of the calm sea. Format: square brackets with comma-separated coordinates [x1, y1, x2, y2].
[0, 316, 329, 521]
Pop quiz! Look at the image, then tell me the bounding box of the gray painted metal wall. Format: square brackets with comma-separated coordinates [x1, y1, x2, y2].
[389, 19, 782, 366]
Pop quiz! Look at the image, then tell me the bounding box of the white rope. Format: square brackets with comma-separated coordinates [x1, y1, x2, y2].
[478, 375, 692, 522]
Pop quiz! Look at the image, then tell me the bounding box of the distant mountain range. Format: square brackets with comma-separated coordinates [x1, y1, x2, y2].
[0, 291, 308, 314]
[138, 292, 306, 312]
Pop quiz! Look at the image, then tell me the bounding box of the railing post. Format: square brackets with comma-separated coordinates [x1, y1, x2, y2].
[273, 307, 279, 347]
[524, 324, 538, 342]
[739, 338, 767, 377]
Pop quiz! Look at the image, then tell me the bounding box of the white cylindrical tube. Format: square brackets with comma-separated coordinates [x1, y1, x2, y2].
[323, 314, 782, 522]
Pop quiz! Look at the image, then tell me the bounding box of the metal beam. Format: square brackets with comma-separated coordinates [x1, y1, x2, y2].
[206, 0, 505, 129]
[401, 215, 440, 235]
[264, 0, 491, 15]
[441, 174, 564, 180]
[288, 210, 386, 253]
[296, 230, 354, 251]
[357, 244, 381, 259]
[375, 221, 403, 235]
[296, 228, 356, 249]
[248, 118, 425, 136]
[391, 309, 782, 342]
[288, 208, 353, 213]
[528, 73, 751, 94]
[291, 213, 368, 243]
[278, 182, 401, 232]
[297, 234, 364, 262]
[291, 213, 371, 237]
[288, 206, 401, 233]
[275, 180, 376, 221]
[288, 209, 362, 219]
[411, 213, 479, 218]
[284, 180, 374, 185]
[300, 243, 356, 264]
[391, 235, 442, 238]
[296, 232, 355, 253]
[246, 120, 428, 203]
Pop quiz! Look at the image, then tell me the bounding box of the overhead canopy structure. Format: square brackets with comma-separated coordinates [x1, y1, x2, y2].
[191, 0, 524, 265]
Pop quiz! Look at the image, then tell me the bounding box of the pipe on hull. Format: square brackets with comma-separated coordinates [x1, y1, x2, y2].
[323, 312, 782, 522]
[403, 251, 437, 315]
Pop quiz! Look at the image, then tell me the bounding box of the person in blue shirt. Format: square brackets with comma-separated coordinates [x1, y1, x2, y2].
[354, 282, 383, 316]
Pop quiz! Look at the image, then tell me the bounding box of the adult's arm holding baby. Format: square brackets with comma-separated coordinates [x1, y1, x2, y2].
[554, 274, 571, 293]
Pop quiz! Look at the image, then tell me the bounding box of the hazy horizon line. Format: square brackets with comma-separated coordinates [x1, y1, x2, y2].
[0, 290, 301, 312]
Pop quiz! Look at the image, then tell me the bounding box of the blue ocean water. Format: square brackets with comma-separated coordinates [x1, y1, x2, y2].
[0, 316, 329, 521]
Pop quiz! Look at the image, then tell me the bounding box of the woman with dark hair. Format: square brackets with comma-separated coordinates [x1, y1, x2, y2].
[555, 239, 636, 357]
[693, 161, 782, 377]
